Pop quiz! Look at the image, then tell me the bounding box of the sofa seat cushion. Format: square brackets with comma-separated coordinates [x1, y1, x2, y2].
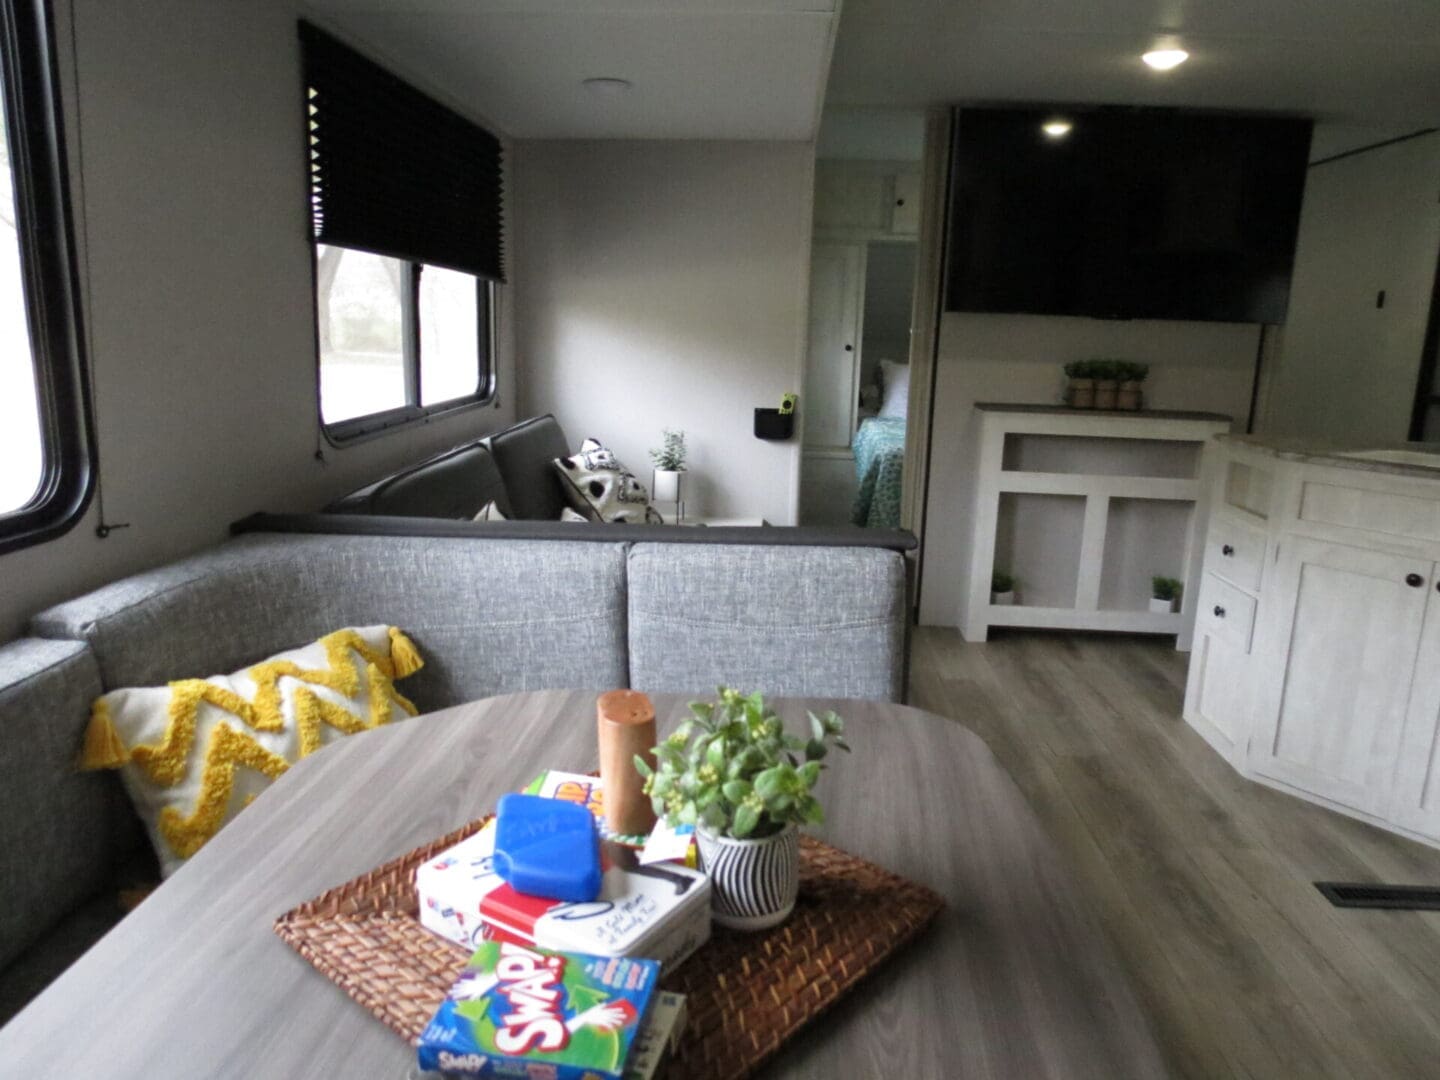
[483, 414, 571, 521]
[626, 544, 907, 702]
[0, 891, 127, 1029]
[32, 533, 631, 714]
[0, 639, 143, 975]
[83, 626, 424, 876]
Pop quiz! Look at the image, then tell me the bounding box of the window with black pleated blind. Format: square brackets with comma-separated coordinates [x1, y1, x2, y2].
[301, 20, 503, 440]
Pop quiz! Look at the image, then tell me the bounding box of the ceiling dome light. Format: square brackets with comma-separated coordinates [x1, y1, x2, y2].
[1041, 117, 1073, 139]
[582, 77, 633, 96]
[1142, 48, 1189, 71]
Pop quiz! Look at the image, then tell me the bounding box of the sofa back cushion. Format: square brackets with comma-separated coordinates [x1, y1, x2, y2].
[484, 414, 570, 521]
[626, 544, 907, 702]
[31, 533, 630, 714]
[0, 639, 142, 971]
[328, 442, 511, 520]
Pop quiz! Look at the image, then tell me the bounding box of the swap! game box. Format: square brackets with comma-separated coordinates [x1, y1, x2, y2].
[417, 940, 659, 1079]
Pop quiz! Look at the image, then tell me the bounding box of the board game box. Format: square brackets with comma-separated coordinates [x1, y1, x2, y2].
[416, 818, 711, 971]
[417, 941, 660, 1079]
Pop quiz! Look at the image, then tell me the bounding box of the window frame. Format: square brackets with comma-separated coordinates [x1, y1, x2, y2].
[313, 247, 497, 445]
[0, 0, 96, 555]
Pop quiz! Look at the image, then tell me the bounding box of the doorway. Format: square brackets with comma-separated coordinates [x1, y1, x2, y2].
[799, 109, 925, 528]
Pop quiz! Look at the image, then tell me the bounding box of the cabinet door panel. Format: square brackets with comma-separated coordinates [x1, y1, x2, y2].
[1392, 593, 1440, 839]
[1184, 629, 1253, 763]
[890, 171, 921, 234]
[1250, 537, 1431, 814]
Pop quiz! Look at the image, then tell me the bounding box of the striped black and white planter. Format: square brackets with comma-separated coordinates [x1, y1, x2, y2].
[696, 823, 800, 930]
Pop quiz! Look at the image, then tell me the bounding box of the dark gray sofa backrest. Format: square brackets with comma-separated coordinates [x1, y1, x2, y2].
[327, 442, 512, 520]
[0, 639, 141, 972]
[31, 533, 629, 713]
[481, 414, 570, 521]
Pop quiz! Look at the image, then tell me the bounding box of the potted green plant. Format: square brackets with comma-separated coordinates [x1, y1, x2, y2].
[648, 429, 687, 514]
[1092, 359, 1121, 409]
[991, 570, 1017, 606]
[1150, 576, 1182, 613]
[1116, 362, 1149, 411]
[634, 687, 849, 930]
[1063, 360, 1095, 409]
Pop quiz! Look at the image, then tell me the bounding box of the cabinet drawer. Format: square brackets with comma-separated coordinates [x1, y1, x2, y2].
[1197, 573, 1257, 653]
[1206, 515, 1266, 592]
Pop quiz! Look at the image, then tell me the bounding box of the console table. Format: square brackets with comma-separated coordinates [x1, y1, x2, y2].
[0, 691, 1167, 1077]
[961, 403, 1232, 646]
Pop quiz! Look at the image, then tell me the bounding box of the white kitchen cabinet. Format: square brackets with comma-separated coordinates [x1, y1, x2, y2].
[813, 161, 922, 238]
[1182, 436, 1440, 848]
[1248, 537, 1431, 815]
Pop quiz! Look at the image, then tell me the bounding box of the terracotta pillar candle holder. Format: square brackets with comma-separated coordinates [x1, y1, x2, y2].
[597, 689, 658, 837]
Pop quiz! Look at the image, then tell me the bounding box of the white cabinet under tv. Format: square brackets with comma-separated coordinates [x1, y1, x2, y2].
[960, 404, 1233, 645]
[1183, 437, 1440, 848]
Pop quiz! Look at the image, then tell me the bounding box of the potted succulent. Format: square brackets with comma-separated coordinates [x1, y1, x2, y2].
[634, 687, 850, 931]
[991, 571, 1017, 606]
[1116, 362, 1149, 411]
[1092, 360, 1121, 410]
[1150, 576, 1182, 613]
[648, 428, 687, 508]
[1063, 361, 1096, 409]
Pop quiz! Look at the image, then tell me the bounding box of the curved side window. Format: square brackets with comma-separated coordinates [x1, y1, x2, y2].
[0, 0, 94, 554]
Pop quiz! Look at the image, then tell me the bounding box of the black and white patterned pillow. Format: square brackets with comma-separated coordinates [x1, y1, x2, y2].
[552, 438, 664, 524]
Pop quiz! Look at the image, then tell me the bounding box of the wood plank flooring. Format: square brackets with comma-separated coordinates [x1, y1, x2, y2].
[908, 626, 1440, 1080]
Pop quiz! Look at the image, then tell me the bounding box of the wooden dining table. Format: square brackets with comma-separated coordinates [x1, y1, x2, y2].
[0, 690, 1169, 1078]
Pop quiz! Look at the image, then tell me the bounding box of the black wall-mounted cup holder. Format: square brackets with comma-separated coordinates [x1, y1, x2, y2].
[754, 408, 794, 441]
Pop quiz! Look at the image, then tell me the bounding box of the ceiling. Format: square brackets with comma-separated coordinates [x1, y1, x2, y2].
[302, 0, 840, 139]
[305, 1, 1440, 145]
[827, 0, 1440, 134]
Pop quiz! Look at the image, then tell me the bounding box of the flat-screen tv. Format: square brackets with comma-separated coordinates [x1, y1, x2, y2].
[944, 106, 1313, 323]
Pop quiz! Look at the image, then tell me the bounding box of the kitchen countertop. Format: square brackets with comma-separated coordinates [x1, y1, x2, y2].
[1218, 434, 1440, 480]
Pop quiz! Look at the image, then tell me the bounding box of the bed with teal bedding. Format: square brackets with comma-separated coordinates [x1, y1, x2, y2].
[851, 416, 905, 528]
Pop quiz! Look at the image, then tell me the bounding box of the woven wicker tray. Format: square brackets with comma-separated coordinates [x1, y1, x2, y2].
[274, 817, 944, 1080]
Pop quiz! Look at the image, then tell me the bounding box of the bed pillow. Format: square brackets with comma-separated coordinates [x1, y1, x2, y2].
[879, 360, 910, 419]
[552, 438, 664, 524]
[77, 625, 424, 876]
[559, 507, 588, 523]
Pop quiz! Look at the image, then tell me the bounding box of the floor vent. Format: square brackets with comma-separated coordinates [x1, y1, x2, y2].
[1315, 882, 1440, 910]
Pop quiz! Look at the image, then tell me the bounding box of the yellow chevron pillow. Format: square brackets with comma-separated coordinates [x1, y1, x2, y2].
[78, 625, 424, 876]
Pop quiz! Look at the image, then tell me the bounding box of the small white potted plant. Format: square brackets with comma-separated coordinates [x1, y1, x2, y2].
[991, 571, 1017, 606]
[634, 687, 850, 931]
[648, 429, 687, 511]
[1150, 576, 1182, 613]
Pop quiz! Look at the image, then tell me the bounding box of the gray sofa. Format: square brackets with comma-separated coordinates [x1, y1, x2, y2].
[1, 525, 911, 1025]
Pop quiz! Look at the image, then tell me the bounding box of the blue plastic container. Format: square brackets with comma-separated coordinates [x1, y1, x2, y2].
[493, 792, 602, 902]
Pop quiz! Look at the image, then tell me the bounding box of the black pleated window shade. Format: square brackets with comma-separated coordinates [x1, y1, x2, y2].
[301, 21, 505, 282]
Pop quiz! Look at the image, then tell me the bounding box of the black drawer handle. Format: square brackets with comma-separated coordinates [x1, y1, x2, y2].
[1221, 544, 1235, 557]
[1213, 605, 1226, 618]
[1407, 573, 1425, 588]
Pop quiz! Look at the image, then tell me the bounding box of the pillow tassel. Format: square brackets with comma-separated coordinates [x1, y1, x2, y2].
[78, 699, 129, 770]
[388, 627, 425, 678]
